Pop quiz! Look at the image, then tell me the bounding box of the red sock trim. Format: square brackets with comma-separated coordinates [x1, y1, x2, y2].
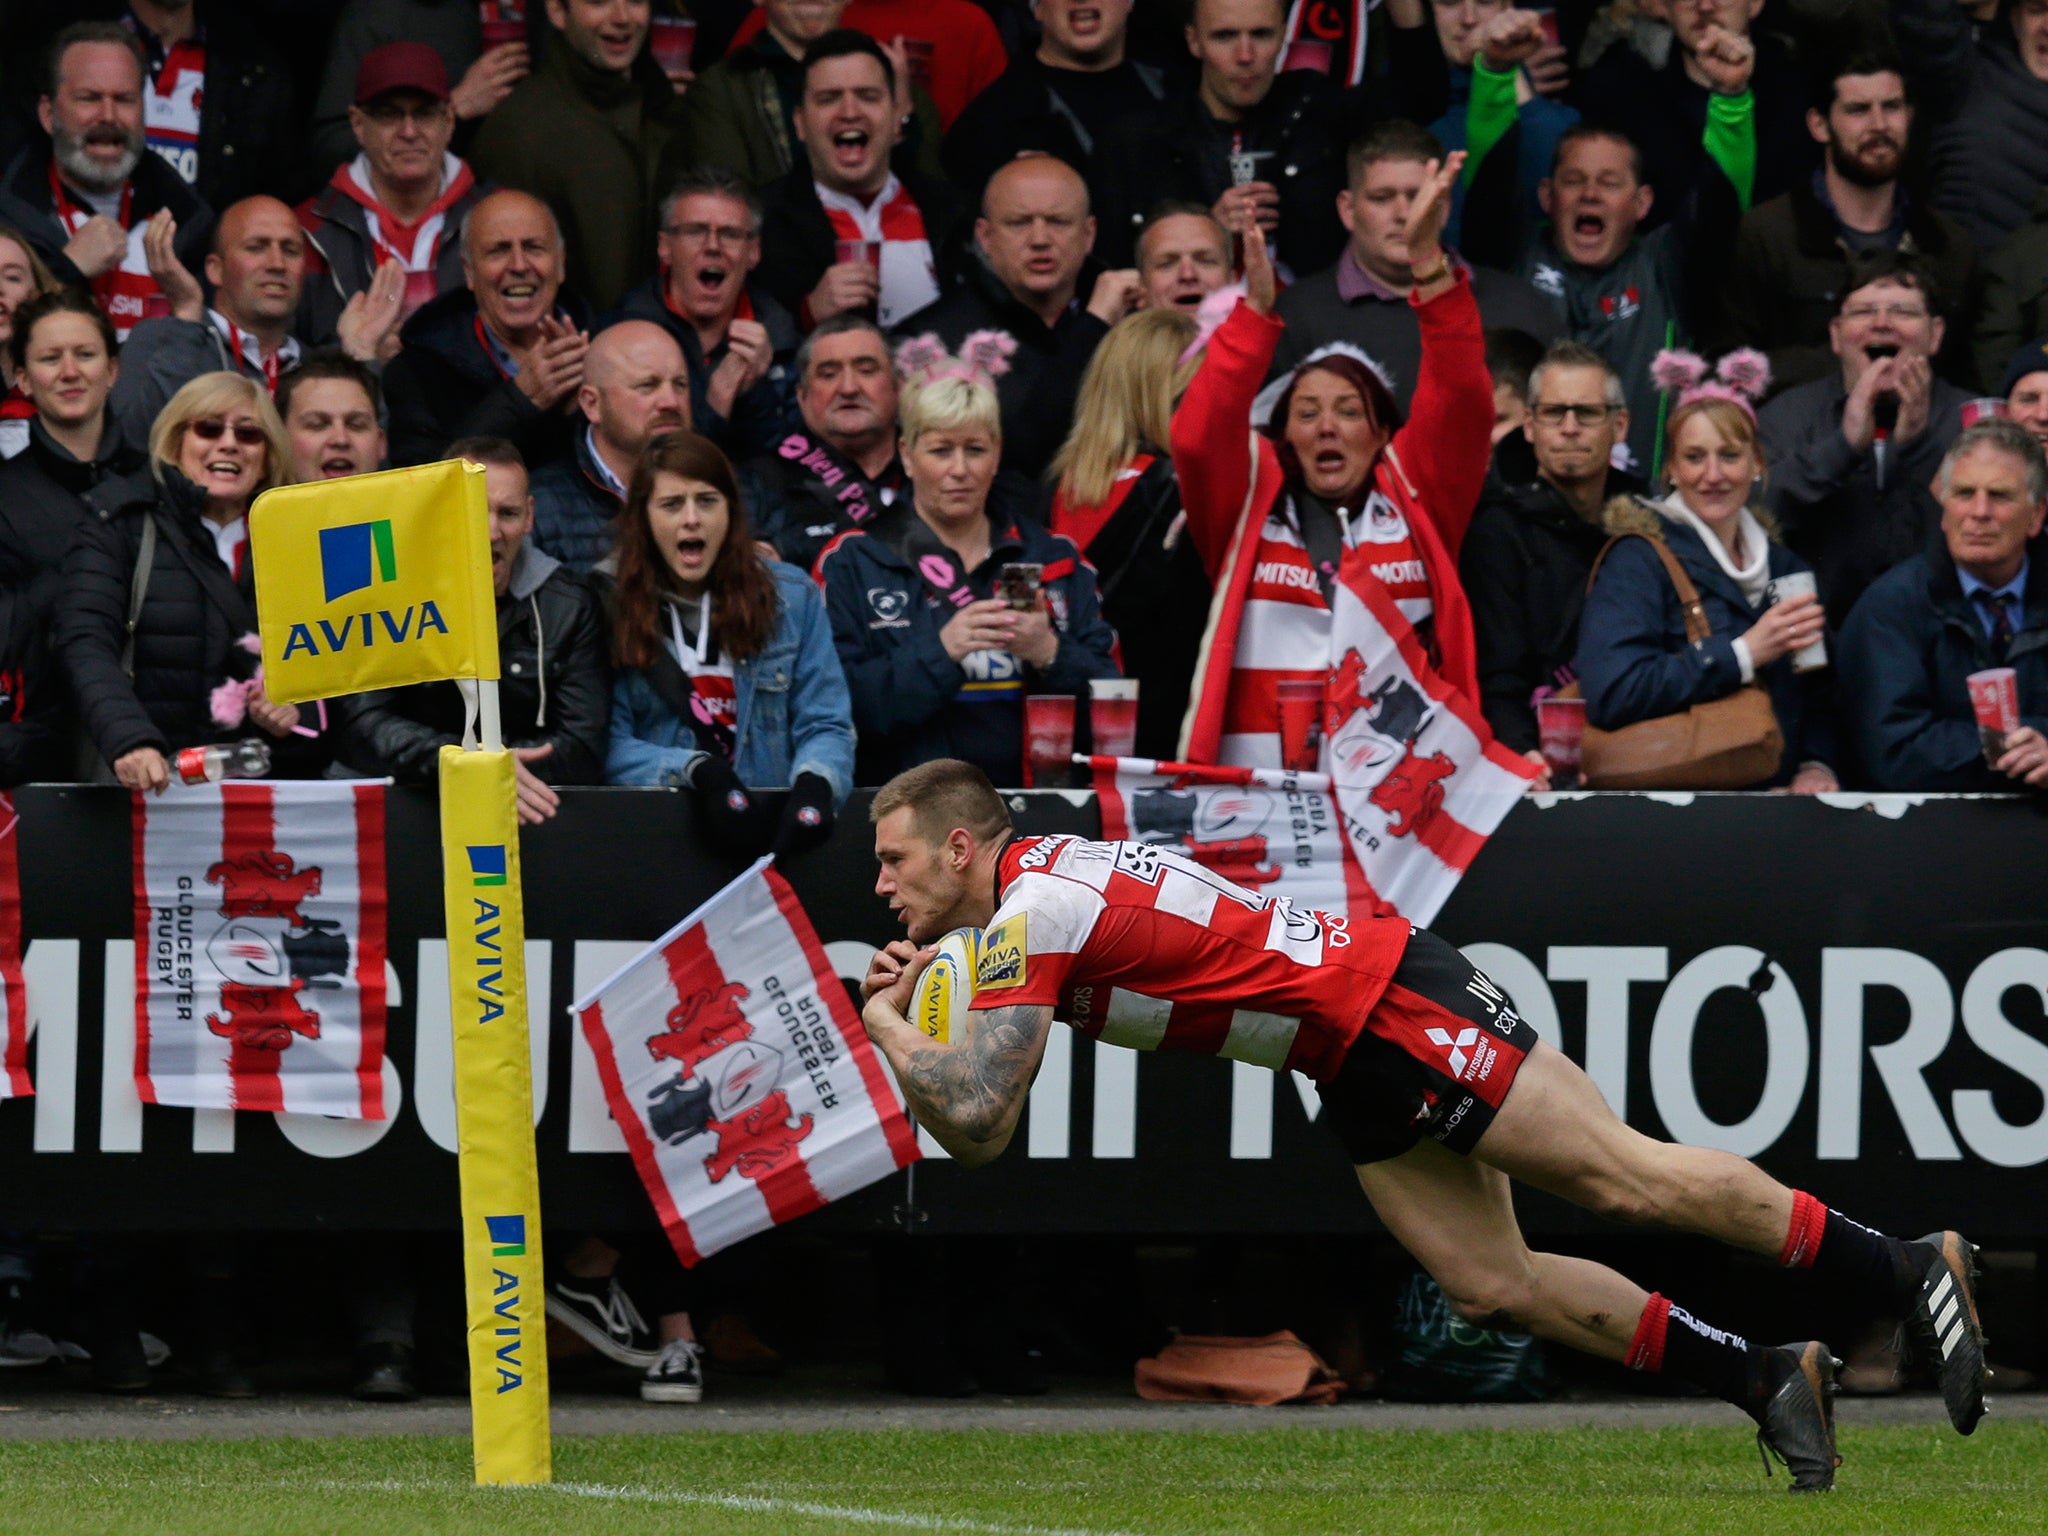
[1779, 1190, 1827, 1268]
[1626, 1292, 1671, 1372]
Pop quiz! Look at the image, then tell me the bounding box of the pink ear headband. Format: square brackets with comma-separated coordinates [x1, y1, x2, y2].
[1650, 347, 1772, 422]
[893, 329, 1017, 386]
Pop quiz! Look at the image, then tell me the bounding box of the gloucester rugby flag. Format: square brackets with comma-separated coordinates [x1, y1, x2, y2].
[133, 781, 389, 1117]
[1092, 758, 1367, 918]
[0, 796, 26, 1100]
[1091, 558, 1533, 928]
[1320, 550, 1536, 922]
[575, 857, 920, 1267]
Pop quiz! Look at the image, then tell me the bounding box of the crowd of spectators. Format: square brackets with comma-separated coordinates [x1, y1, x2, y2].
[2, 0, 2048, 1407]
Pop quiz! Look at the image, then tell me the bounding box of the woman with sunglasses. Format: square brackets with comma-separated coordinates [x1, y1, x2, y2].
[60, 371, 332, 790]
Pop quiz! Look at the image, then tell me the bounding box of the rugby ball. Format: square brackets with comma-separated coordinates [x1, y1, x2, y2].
[911, 927, 983, 1045]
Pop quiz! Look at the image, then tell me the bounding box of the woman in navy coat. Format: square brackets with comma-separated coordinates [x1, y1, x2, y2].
[1577, 391, 1841, 792]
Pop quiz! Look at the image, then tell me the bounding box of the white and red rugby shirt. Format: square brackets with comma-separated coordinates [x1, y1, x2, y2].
[142, 37, 205, 186]
[1224, 489, 1432, 766]
[968, 833, 1412, 1083]
[816, 174, 941, 329]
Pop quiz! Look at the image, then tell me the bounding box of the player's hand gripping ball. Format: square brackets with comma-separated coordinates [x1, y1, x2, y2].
[910, 928, 983, 1044]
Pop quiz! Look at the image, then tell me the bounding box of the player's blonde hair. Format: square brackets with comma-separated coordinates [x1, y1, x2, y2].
[871, 759, 1013, 847]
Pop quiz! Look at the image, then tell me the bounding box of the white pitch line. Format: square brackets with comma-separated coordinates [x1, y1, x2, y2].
[296, 1477, 1151, 1536]
[540, 1479, 1153, 1536]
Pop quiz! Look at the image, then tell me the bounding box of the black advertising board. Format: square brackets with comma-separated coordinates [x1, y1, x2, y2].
[4, 787, 2045, 1237]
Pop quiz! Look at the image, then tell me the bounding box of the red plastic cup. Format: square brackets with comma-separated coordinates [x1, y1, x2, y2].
[1280, 39, 1333, 73]
[834, 238, 881, 270]
[1535, 9, 1562, 46]
[1967, 667, 2020, 764]
[480, 16, 526, 50]
[1275, 678, 1323, 772]
[903, 37, 935, 92]
[1961, 396, 2009, 429]
[1089, 679, 1139, 762]
[649, 16, 696, 75]
[1537, 696, 1587, 786]
[1023, 695, 1076, 788]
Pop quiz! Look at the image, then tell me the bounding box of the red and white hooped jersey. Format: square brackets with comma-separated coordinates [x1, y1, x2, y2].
[969, 833, 1412, 1083]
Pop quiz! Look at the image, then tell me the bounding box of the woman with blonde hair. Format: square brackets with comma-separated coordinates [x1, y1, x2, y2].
[819, 333, 1121, 786]
[60, 371, 330, 789]
[0, 223, 59, 459]
[1049, 307, 1211, 759]
[1576, 353, 1839, 791]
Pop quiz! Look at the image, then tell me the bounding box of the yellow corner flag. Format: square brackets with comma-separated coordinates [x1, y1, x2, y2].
[250, 459, 499, 705]
[440, 746, 551, 1484]
[249, 459, 547, 1485]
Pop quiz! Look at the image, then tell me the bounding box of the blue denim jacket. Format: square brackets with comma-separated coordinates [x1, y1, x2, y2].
[605, 560, 856, 804]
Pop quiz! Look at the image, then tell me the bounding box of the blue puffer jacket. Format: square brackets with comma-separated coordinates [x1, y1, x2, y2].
[1575, 496, 1838, 786]
[605, 559, 855, 804]
[816, 490, 1122, 787]
[1838, 540, 2048, 791]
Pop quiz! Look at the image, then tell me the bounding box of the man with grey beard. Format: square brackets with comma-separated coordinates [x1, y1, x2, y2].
[0, 20, 211, 342]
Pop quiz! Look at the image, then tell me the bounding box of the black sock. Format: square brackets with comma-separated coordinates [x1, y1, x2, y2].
[1627, 1292, 1773, 1412]
[1797, 1202, 1921, 1315]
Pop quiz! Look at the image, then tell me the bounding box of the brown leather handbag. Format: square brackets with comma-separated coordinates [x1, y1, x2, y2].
[1569, 533, 1784, 790]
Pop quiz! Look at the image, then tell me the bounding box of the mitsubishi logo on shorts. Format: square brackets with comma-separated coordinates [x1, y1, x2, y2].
[1427, 1026, 1481, 1079]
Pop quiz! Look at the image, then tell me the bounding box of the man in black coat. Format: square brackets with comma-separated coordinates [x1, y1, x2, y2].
[1091, 0, 1447, 276]
[1839, 419, 2048, 790]
[609, 166, 801, 463]
[335, 440, 609, 818]
[379, 188, 591, 467]
[0, 21, 212, 341]
[1714, 53, 1978, 393]
[940, 0, 1174, 210]
[1759, 252, 1970, 628]
[37, 0, 303, 212]
[906, 155, 1140, 480]
[753, 31, 967, 334]
[1461, 341, 1645, 758]
[739, 314, 908, 575]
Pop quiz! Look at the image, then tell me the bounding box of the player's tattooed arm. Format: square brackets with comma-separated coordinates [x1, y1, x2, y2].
[897, 1002, 1053, 1164]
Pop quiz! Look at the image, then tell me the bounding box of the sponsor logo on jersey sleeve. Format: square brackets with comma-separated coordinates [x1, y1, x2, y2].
[975, 914, 1028, 990]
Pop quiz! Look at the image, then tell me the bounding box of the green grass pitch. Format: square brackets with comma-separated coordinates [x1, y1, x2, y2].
[2, 1424, 2046, 1535]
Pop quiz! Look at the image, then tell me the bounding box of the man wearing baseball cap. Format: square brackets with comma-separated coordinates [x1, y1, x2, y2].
[297, 42, 492, 357]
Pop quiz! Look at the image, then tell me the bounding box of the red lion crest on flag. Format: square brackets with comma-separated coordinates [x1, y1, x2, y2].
[1368, 746, 1457, 838]
[646, 981, 752, 1073]
[702, 1089, 815, 1183]
[207, 850, 323, 927]
[135, 781, 388, 1118]
[206, 980, 322, 1051]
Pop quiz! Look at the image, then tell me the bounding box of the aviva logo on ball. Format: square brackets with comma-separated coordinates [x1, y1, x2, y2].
[250, 459, 500, 704]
